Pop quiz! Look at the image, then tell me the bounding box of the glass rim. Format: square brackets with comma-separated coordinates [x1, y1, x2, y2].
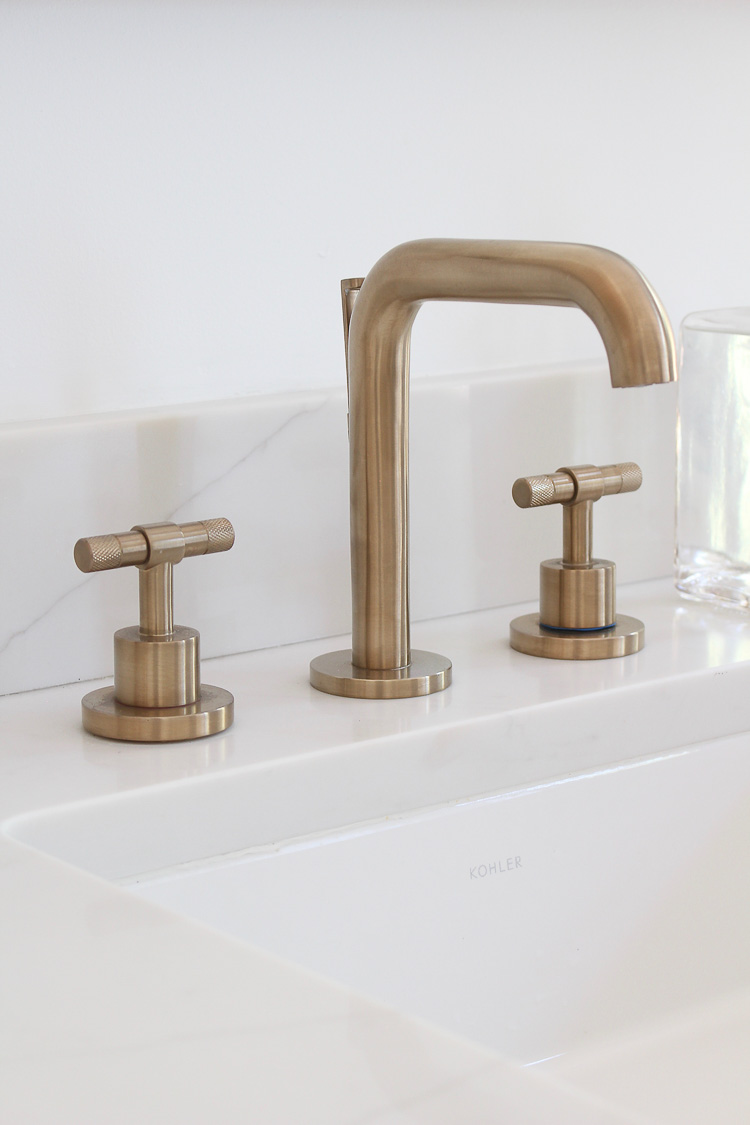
[682, 307, 750, 336]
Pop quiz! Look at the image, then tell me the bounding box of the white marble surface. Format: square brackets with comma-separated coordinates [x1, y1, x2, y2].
[0, 362, 676, 695]
[3, 581, 750, 1121]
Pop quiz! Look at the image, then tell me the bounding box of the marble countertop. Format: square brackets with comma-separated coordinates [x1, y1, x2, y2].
[2, 578, 749, 1123]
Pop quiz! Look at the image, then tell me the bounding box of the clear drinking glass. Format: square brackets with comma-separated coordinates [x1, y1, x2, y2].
[676, 308, 750, 608]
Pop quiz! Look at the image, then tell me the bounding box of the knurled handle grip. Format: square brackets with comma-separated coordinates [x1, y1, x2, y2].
[74, 518, 235, 573]
[512, 462, 642, 509]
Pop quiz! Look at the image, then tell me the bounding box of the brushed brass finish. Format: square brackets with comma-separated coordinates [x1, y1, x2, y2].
[562, 500, 593, 568]
[341, 278, 364, 402]
[138, 564, 173, 636]
[81, 685, 234, 743]
[309, 649, 452, 699]
[74, 531, 148, 572]
[509, 614, 644, 660]
[510, 462, 645, 658]
[540, 558, 616, 630]
[312, 240, 675, 696]
[113, 625, 199, 708]
[512, 462, 643, 510]
[75, 519, 235, 742]
[76, 518, 234, 574]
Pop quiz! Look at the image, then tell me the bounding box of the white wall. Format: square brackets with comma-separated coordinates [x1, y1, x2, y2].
[1, 0, 749, 423]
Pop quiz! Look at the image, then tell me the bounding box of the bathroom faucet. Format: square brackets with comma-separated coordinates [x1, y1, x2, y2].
[310, 239, 676, 699]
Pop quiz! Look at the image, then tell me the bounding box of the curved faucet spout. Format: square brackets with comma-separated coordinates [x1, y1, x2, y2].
[312, 239, 676, 697]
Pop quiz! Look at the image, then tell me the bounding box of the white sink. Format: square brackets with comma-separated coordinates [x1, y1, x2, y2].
[9, 722, 750, 1124]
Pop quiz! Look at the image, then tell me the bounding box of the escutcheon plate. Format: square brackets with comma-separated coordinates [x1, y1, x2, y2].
[81, 684, 234, 742]
[509, 614, 644, 660]
[310, 649, 452, 699]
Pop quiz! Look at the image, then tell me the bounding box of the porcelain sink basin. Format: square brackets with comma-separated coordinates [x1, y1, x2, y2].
[8, 726, 750, 1123]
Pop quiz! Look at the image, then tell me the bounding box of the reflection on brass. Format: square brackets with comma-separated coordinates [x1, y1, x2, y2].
[509, 463, 645, 659]
[80, 684, 233, 743]
[310, 240, 676, 696]
[75, 519, 235, 742]
[341, 278, 364, 407]
[509, 613, 644, 660]
[309, 649, 451, 699]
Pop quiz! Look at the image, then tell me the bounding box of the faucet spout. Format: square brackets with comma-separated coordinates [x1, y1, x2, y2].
[311, 239, 676, 698]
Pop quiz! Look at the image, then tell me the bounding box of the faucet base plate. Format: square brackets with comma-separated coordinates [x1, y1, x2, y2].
[509, 613, 644, 660]
[81, 684, 234, 742]
[310, 650, 452, 699]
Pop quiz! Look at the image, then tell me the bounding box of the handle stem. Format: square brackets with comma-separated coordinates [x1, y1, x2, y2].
[562, 501, 593, 567]
[139, 563, 173, 637]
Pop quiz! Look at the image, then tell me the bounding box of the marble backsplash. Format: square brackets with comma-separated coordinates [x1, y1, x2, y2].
[0, 362, 677, 696]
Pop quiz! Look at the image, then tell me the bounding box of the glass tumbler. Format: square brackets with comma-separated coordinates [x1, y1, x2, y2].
[676, 308, 750, 608]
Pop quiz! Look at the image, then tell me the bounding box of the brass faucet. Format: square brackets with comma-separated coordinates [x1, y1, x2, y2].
[310, 239, 676, 699]
[75, 519, 236, 741]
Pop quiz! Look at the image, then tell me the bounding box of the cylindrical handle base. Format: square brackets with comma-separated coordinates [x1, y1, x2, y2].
[114, 625, 200, 709]
[539, 558, 616, 630]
